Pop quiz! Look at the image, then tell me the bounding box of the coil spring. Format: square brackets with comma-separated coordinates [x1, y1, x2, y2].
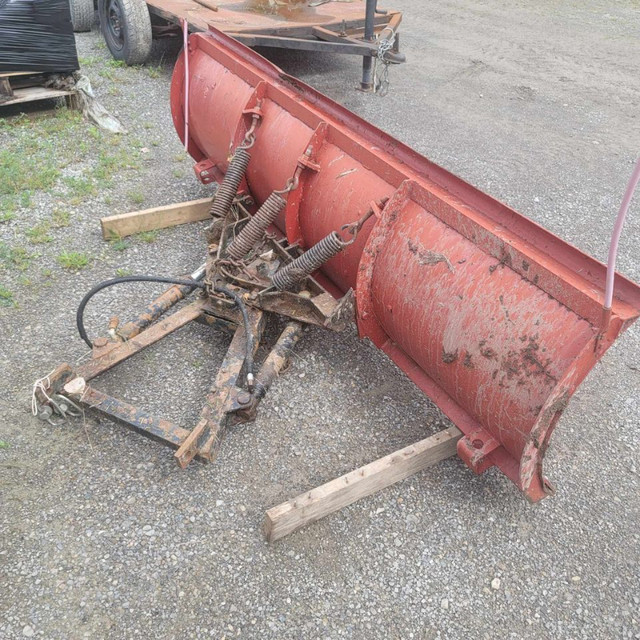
[226, 192, 286, 260]
[209, 149, 251, 220]
[272, 231, 345, 291]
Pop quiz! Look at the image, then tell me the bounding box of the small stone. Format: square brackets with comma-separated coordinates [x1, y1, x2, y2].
[571, 576, 581, 583]
[491, 578, 501, 590]
[215, 500, 224, 507]
[23, 626, 34, 637]
[440, 599, 449, 610]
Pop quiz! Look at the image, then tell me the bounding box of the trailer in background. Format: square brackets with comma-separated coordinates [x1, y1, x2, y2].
[95, 0, 404, 91]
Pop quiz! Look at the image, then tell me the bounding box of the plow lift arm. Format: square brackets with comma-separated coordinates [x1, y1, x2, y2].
[33, 28, 640, 538]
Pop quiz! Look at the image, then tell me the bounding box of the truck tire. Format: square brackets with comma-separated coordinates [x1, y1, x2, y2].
[98, 0, 152, 66]
[70, 0, 94, 32]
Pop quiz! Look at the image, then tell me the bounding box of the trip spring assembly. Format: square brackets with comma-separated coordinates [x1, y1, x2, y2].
[272, 231, 348, 290]
[226, 191, 286, 260]
[209, 148, 251, 220]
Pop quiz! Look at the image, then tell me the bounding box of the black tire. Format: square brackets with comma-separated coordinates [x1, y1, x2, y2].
[98, 0, 152, 66]
[70, 0, 94, 32]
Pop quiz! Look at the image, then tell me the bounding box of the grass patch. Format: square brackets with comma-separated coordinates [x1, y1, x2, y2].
[116, 267, 132, 277]
[147, 65, 162, 79]
[0, 148, 59, 196]
[57, 251, 89, 270]
[136, 230, 158, 243]
[107, 231, 129, 251]
[51, 209, 71, 227]
[110, 238, 129, 251]
[128, 190, 145, 205]
[1, 192, 31, 217]
[172, 168, 185, 179]
[26, 221, 53, 244]
[64, 176, 97, 203]
[99, 68, 116, 81]
[79, 55, 100, 66]
[0, 440, 10, 449]
[0, 242, 33, 271]
[0, 108, 91, 201]
[107, 59, 127, 68]
[0, 285, 16, 307]
[95, 148, 140, 185]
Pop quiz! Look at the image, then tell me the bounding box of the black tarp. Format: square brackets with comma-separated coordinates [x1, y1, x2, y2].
[0, 0, 79, 73]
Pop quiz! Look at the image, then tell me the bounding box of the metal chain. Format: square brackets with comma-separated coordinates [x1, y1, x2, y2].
[374, 27, 396, 97]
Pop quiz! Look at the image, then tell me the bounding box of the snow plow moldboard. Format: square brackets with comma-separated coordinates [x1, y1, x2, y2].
[170, 28, 640, 501]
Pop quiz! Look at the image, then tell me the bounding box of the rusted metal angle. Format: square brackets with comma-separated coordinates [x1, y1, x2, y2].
[65, 384, 191, 448]
[224, 33, 378, 56]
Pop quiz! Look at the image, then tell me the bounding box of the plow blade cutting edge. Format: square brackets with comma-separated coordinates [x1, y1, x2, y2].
[170, 29, 640, 501]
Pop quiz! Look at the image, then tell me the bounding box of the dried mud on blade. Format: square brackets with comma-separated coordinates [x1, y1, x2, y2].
[170, 28, 640, 500]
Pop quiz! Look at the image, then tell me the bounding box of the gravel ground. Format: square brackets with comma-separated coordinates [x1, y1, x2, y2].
[1, 1, 639, 638]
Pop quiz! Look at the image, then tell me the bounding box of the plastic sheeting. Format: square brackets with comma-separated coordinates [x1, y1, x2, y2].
[0, 0, 79, 73]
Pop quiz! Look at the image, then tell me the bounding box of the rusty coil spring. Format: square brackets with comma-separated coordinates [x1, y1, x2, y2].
[209, 149, 251, 220]
[226, 191, 286, 260]
[272, 231, 346, 291]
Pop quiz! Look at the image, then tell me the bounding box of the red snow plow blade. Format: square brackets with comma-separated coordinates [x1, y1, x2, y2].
[170, 29, 640, 501]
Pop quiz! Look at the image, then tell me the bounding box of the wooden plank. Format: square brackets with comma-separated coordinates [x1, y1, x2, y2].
[0, 86, 72, 107]
[264, 426, 462, 542]
[100, 197, 213, 239]
[0, 71, 37, 78]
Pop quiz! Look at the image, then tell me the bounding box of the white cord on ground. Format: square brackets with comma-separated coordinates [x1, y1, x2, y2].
[31, 368, 57, 416]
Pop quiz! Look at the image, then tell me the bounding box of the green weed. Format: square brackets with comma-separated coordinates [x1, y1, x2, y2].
[0, 242, 32, 271]
[136, 230, 158, 243]
[128, 190, 145, 205]
[0, 285, 16, 307]
[51, 209, 71, 228]
[26, 222, 53, 244]
[57, 251, 89, 270]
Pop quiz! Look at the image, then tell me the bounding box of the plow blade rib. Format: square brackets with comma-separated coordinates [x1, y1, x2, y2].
[170, 29, 640, 501]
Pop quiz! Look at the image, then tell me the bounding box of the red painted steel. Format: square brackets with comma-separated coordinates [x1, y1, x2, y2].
[170, 29, 640, 501]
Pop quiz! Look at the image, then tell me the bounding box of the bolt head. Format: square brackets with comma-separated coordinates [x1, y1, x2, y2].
[93, 337, 108, 348]
[237, 391, 252, 405]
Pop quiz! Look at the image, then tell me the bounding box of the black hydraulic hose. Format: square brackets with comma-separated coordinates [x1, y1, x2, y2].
[75, 275, 255, 388]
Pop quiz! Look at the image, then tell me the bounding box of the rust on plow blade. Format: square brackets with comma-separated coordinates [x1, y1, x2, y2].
[170, 29, 640, 501]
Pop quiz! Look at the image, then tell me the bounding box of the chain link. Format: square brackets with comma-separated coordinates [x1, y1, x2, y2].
[374, 27, 396, 97]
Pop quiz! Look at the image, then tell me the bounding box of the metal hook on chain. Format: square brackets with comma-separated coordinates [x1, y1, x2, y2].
[237, 111, 262, 151]
[274, 168, 301, 195]
[339, 207, 376, 245]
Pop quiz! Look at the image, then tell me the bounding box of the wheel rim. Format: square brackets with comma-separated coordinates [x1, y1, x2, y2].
[106, 0, 125, 51]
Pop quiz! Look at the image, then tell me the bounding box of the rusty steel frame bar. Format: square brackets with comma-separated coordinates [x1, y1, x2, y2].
[36, 268, 313, 467]
[67, 384, 192, 449]
[175, 307, 265, 467]
[77, 300, 206, 382]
